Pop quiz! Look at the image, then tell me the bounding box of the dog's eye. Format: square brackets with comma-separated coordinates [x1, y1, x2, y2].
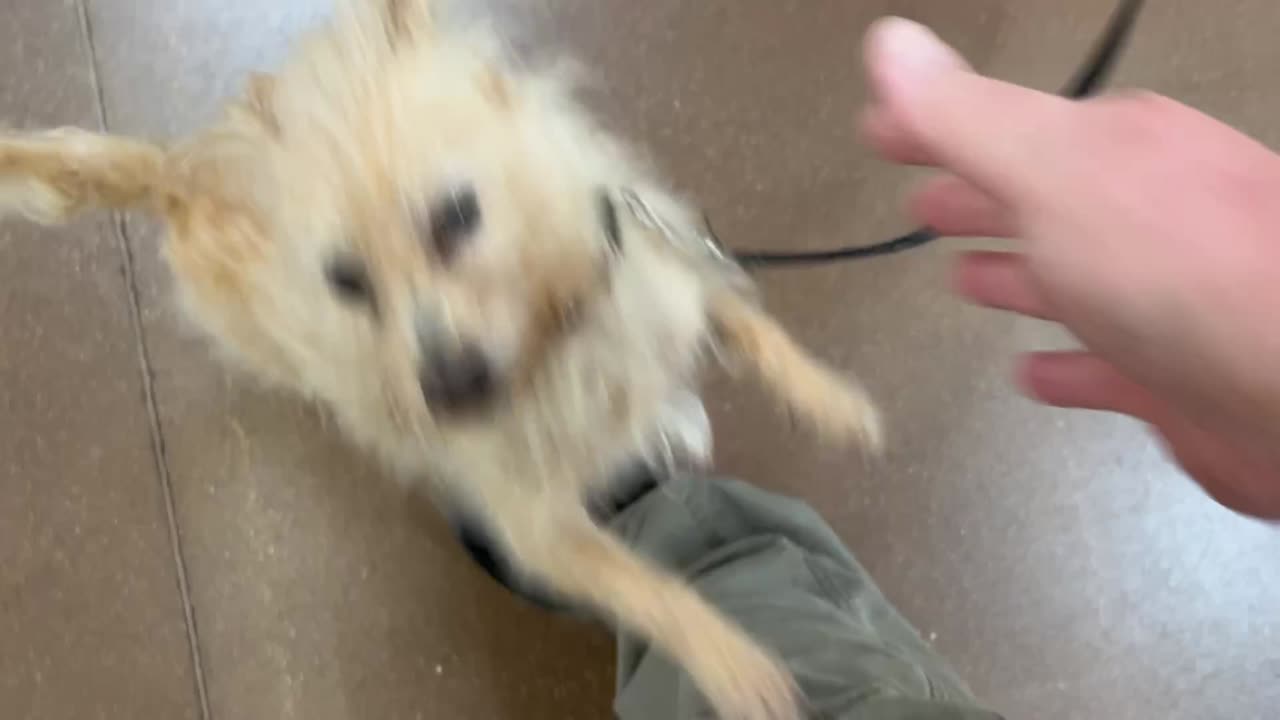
[327, 255, 374, 304]
[427, 184, 481, 262]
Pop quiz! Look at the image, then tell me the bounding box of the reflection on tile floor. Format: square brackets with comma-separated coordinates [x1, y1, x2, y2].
[2, 1, 1278, 718]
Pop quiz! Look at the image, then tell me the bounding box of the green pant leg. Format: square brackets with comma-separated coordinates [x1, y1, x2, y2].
[607, 474, 1002, 720]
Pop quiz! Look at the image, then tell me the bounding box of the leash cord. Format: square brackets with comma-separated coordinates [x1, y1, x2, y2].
[731, 0, 1146, 269]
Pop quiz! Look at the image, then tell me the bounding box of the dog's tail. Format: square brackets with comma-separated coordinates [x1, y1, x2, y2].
[0, 129, 164, 225]
[710, 290, 884, 451]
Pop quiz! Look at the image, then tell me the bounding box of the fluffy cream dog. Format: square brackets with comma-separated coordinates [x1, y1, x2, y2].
[0, 2, 880, 717]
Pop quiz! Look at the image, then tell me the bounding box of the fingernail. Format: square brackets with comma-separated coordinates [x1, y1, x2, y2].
[871, 17, 965, 86]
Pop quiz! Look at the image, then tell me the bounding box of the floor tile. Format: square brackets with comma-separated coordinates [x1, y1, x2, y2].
[73, 1, 1280, 719]
[0, 1, 199, 718]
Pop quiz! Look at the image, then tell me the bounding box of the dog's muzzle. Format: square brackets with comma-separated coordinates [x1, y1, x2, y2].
[418, 342, 498, 414]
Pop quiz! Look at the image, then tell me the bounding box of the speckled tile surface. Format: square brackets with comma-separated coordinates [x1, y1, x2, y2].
[0, 1, 199, 718]
[3, 1, 1278, 719]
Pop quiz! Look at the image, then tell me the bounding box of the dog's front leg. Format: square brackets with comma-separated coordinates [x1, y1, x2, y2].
[474, 485, 801, 720]
[0, 129, 164, 224]
[710, 290, 883, 451]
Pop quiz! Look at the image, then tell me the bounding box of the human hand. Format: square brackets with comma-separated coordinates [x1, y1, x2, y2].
[860, 18, 1280, 519]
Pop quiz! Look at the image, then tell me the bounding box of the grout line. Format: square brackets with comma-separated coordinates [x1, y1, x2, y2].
[73, 2, 214, 719]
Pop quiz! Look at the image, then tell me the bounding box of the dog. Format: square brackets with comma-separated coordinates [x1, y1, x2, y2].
[0, 2, 880, 717]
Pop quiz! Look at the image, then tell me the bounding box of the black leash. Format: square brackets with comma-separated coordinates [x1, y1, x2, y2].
[732, 0, 1146, 269]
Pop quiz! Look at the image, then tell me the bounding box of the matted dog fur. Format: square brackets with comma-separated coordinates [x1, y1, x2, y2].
[0, 2, 881, 717]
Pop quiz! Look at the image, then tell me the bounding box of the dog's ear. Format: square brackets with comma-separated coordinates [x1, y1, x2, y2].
[0, 129, 166, 225]
[372, 0, 435, 46]
[336, 0, 434, 54]
[234, 72, 282, 137]
[709, 291, 884, 451]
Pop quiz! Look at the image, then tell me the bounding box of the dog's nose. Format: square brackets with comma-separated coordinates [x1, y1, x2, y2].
[419, 343, 496, 413]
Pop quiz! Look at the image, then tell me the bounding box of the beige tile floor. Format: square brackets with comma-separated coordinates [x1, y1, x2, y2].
[2, 1, 1279, 718]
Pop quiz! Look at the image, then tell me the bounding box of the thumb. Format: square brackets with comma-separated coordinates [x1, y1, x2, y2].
[864, 17, 1073, 203]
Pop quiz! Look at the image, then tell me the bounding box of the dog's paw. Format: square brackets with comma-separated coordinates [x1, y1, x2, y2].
[695, 634, 802, 720]
[778, 366, 883, 455]
[0, 173, 74, 224]
[812, 380, 883, 454]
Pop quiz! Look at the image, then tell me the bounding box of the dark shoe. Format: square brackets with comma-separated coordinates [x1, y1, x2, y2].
[449, 460, 661, 613]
